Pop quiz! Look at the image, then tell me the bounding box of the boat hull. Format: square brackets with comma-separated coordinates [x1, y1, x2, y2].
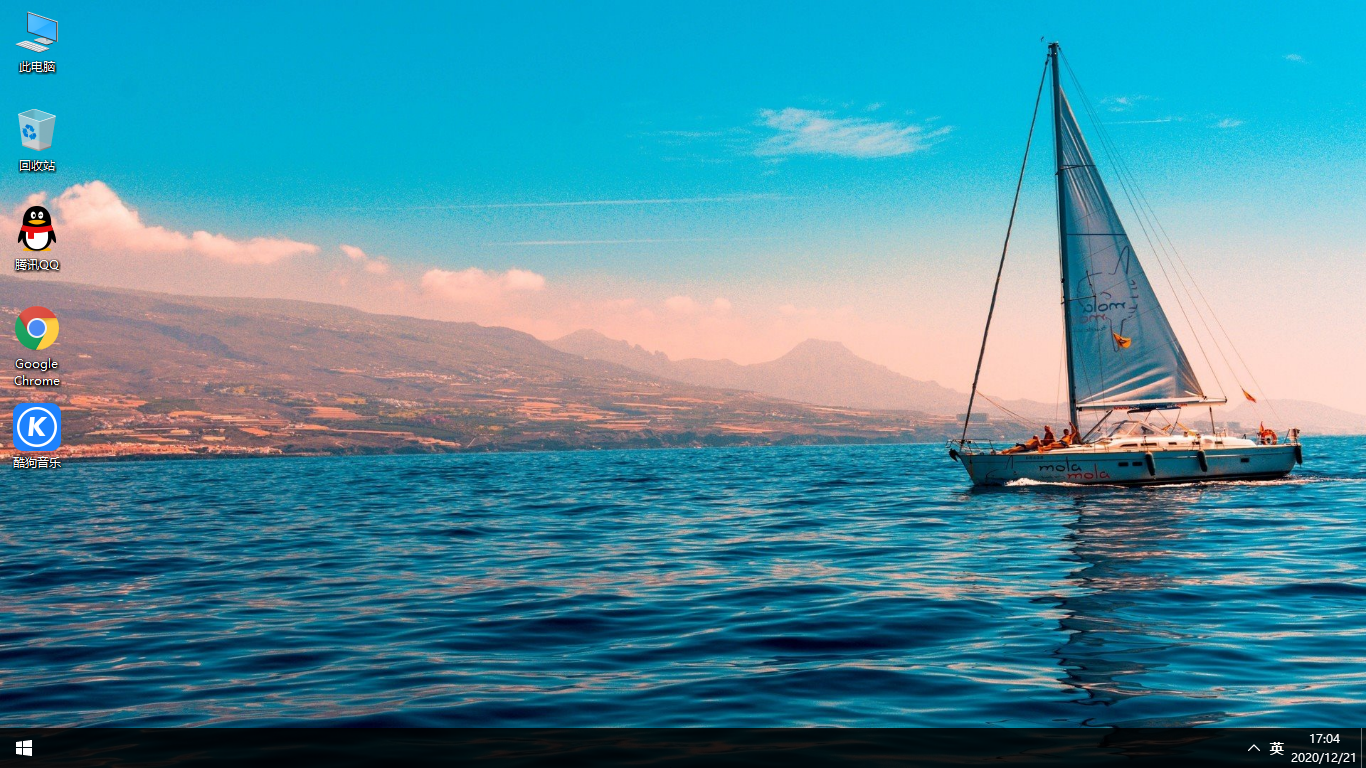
[956, 444, 1298, 487]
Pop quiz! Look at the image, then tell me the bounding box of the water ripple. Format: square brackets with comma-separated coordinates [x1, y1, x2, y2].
[2, 437, 1364, 726]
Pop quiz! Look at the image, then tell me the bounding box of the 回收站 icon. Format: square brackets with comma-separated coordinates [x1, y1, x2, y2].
[18, 109, 55, 150]
[13, 403, 60, 451]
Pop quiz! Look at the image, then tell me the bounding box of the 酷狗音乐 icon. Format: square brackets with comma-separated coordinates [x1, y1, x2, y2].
[13, 403, 60, 451]
[18, 206, 55, 251]
[15, 306, 59, 350]
[18, 109, 55, 150]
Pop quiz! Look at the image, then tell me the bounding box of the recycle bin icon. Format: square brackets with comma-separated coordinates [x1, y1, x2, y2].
[18, 109, 55, 151]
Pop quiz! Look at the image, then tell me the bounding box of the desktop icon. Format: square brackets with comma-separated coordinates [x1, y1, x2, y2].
[13, 403, 60, 452]
[18, 109, 55, 151]
[16, 12, 55, 52]
[17, 205, 55, 251]
[15, 306, 59, 350]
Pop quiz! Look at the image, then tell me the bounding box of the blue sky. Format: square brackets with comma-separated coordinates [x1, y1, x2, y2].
[7, 1, 1365, 411]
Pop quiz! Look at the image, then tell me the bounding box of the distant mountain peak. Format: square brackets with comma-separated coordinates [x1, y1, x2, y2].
[546, 331, 1092, 422]
[549, 329, 674, 373]
[550, 330, 974, 415]
[779, 338, 861, 362]
[556, 328, 625, 346]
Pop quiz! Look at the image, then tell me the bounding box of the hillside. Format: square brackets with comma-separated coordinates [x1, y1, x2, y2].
[1222, 400, 1366, 436]
[549, 330, 1366, 436]
[0, 277, 966, 459]
[550, 329, 1053, 420]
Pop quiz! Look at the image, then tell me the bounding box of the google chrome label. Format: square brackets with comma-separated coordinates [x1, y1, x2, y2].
[16, 306, 59, 351]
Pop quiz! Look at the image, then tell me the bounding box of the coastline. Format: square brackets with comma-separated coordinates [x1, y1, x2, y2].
[3, 432, 945, 464]
[10, 432, 1356, 465]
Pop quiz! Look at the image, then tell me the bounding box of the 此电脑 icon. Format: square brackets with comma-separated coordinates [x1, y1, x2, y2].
[16, 12, 56, 52]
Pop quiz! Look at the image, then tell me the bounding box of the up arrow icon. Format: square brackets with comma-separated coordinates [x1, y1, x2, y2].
[1248, 745, 1261, 752]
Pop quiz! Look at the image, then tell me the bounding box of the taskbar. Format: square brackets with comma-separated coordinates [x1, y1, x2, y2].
[0, 727, 1360, 767]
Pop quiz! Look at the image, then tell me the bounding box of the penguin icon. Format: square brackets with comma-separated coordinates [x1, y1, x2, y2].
[18, 205, 56, 251]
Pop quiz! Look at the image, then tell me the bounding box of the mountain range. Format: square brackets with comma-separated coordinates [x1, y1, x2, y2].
[550, 330, 1055, 421]
[0, 277, 962, 458]
[3, 276, 1358, 462]
[549, 329, 1366, 436]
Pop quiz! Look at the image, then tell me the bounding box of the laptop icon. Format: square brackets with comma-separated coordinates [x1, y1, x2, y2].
[16, 12, 56, 53]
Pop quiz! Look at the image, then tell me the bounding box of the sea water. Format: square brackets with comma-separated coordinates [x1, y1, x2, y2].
[3, 437, 1363, 726]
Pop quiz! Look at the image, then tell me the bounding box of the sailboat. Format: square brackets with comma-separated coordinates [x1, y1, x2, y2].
[950, 43, 1301, 486]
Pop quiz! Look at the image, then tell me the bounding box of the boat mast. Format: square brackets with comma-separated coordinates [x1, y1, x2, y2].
[1050, 42, 1082, 433]
[956, 54, 1051, 445]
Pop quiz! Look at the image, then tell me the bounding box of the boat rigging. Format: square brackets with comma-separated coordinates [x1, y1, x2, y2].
[949, 43, 1301, 486]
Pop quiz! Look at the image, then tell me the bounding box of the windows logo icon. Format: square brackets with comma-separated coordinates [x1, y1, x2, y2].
[16, 740, 32, 756]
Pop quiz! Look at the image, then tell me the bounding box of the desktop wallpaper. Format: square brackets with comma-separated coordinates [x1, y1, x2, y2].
[3, 0, 1365, 745]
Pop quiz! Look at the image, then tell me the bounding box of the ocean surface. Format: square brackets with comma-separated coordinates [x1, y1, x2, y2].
[3, 437, 1364, 727]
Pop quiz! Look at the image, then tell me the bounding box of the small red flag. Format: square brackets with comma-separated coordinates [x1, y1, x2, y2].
[1242, 389, 1257, 403]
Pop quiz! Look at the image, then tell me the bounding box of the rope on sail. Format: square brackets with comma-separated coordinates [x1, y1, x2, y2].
[1073, 93, 1285, 424]
[1054, 332, 1066, 426]
[1064, 56, 1282, 424]
[1058, 53, 1226, 405]
[960, 54, 1050, 444]
[974, 391, 1047, 431]
[1060, 53, 1280, 425]
[1070, 65, 1228, 403]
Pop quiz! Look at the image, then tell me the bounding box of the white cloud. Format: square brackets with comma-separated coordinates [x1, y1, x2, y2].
[1101, 95, 1154, 112]
[13, 191, 47, 212]
[662, 295, 733, 315]
[492, 237, 713, 246]
[755, 108, 950, 158]
[420, 267, 545, 304]
[1284, 53, 1305, 62]
[1107, 116, 1185, 125]
[664, 295, 700, 314]
[340, 244, 390, 274]
[1215, 118, 1244, 129]
[53, 181, 318, 265]
[406, 194, 783, 211]
[53, 182, 319, 265]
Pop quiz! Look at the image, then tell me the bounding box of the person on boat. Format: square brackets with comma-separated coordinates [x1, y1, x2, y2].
[1002, 435, 1042, 454]
[1039, 427, 1074, 452]
[1042, 426, 1056, 444]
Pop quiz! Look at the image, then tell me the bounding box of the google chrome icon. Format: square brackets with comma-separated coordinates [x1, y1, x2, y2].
[16, 306, 59, 351]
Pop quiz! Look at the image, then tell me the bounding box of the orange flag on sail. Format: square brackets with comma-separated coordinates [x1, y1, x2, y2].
[1112, 331, 1132, 349]
[1242, 388, 1257, 403]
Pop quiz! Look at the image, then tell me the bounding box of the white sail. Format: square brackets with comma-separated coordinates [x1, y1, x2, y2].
[1056, 88, 1205, 409]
